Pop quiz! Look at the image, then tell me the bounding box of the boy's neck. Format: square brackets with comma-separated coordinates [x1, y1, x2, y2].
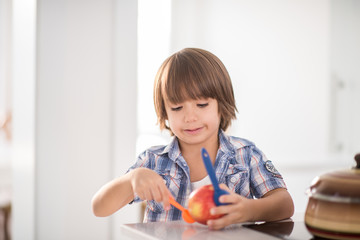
[179, 137, 219, 165]
[179, 137, 219, 182]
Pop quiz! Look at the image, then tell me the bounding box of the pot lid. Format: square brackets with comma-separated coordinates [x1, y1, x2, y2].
[308, 153, 360, 201]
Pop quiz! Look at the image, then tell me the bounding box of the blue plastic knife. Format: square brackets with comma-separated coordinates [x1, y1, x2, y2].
[201, 148, 229, 206]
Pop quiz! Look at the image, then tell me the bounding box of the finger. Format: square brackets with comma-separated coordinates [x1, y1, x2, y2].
[158, 184, 171, 211]
[210, 205, 231, 216]
[162, 190, 171, 211]
[137, 192, 145, 201]
[144, 189, 153, 201]
[219, 183, 231, 192]
[207, 220, 225, 230]
[218, 192, 239, 204]
[150, 186, 162, 202]
[210, 199, 240, 216]
[148, 179, 171, 210]
[207, 215, 230, 230]
[134, 187, 146, 200]
[152, 178, 167, 201]
[208, 210, 240, 230]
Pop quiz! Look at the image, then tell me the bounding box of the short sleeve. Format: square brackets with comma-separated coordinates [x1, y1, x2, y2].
[248, 146, 287, 198]
[125, 150, 153, 204]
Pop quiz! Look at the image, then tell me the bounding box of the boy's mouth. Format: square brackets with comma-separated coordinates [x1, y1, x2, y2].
[184, 127, 203, 135]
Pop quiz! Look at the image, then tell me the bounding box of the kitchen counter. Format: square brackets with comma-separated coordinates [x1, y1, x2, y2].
[120, 212, 314, 240]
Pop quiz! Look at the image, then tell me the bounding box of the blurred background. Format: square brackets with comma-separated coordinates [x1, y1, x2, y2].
[0, 0, 359, 239]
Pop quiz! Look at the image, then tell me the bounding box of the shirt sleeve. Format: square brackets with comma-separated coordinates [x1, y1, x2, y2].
[248, 145, 287, 198]
[125, 150, 152, 204]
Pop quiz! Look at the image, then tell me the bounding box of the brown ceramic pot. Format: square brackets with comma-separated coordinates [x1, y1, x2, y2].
[305, 153, 360, 240]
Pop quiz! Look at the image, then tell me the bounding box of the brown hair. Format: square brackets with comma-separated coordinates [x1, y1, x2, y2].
[153, 48, 237, 134]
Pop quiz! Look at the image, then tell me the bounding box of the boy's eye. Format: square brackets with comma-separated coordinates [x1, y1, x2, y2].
[197, 103, 208, 108]
[171, 106, 182, 111]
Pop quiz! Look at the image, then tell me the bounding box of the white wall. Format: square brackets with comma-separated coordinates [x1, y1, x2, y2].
[36, 1, 113, 239]
[167, 0, 360, 213]
[136, 0, 172, 155]
[0, 0, 12, 185]
[0, 0, 11, 115]
[329, 0, 360, 155]
[12, 0, 138, 239]
[171, 0, 332, 166]
[11, 0, 36, 238]
[111, 0, 139, 239]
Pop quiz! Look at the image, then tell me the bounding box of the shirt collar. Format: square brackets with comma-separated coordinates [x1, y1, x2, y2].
[159, 130, 244, 160]
[160, 136, 181, 161]
[218, 130, 235, 154]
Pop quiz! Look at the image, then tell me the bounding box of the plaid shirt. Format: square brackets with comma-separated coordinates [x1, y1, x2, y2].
[127, 130, 286, 222]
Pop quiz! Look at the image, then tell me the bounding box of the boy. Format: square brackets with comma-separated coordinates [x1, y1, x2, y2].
[92, 48, 294, 230]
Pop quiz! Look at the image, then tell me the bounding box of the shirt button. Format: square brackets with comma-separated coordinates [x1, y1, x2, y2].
[230, 176, 237, 183]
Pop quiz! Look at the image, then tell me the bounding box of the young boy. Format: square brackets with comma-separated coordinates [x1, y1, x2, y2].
[92, 48, 294, 230]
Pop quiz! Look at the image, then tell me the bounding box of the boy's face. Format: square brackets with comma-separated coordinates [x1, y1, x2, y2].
[164, 97, 221, 149]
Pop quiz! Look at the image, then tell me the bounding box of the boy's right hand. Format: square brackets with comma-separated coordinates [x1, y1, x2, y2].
[130, 168, 171, 211]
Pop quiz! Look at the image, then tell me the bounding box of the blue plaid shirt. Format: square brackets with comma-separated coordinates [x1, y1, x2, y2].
[127, 130, 286, 222]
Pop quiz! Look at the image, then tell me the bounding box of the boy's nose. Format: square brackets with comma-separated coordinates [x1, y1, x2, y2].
[184, 108, 197, 123]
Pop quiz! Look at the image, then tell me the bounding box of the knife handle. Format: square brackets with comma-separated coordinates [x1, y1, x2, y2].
[201, 148, 220, 191]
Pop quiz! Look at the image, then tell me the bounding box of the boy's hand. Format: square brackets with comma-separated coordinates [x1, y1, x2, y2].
[130, 168, 171, 211]
[206, 185, 293, 230]
[206, 184, 253, 230]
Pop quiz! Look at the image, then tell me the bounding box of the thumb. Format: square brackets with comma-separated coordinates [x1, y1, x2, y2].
[219, 183, 231, 192]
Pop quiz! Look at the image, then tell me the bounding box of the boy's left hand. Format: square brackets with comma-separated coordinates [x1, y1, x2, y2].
[206, 184, 253, 230]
